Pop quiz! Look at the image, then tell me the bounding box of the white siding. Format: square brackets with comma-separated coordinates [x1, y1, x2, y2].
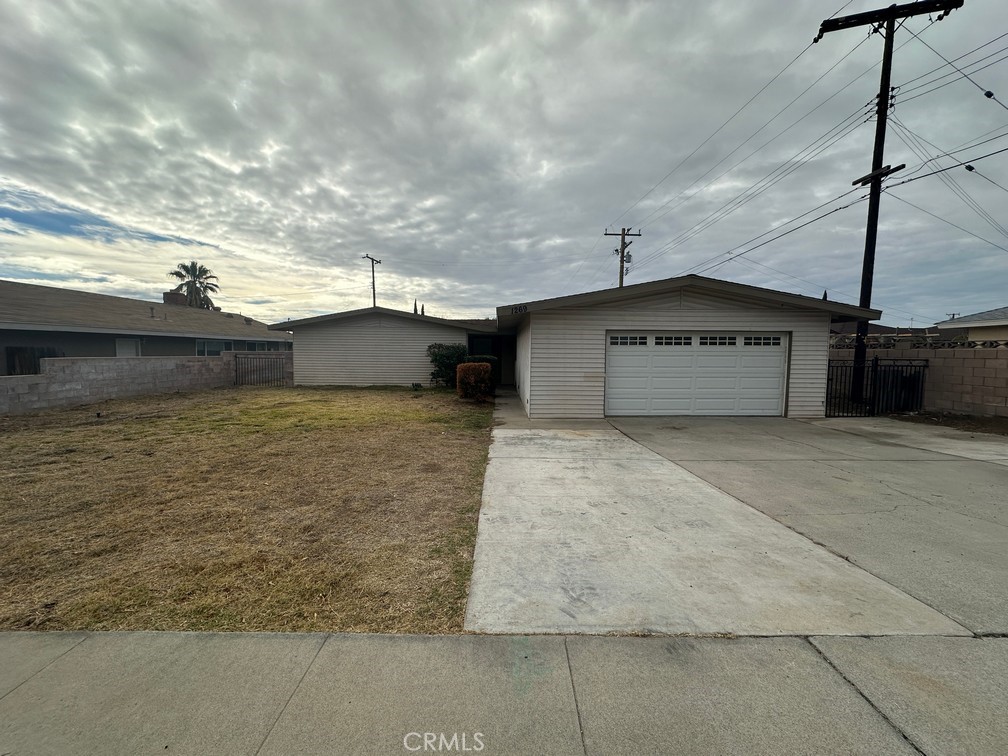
[527, 290, 831, 419]
[293, 314, 468, 385]
[515, 317, 532, 415]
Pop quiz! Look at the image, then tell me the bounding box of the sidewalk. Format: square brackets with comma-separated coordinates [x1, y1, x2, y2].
[4, 630, 1005, 755]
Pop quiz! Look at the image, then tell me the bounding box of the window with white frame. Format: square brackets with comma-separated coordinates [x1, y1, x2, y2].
[654, 335, 692, 346]
[743, 335, 782, 347]
[609, 335, 648, 346]
[698, 335, 736, 346]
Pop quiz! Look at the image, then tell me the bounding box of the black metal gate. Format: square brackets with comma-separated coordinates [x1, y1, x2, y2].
[826, 357, 928, 417]
[234, 354, 286, 387]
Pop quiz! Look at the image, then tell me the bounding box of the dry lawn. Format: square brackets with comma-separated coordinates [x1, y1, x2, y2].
[0, 387, 493, 633]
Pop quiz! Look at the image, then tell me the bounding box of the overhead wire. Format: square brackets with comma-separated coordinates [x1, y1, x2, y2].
[903, 23, 1008, 111]
[885, 191, 1008, 254]
[629, 104, 871, 274]
[632, 31, 873, 231]
[602, 0, 859, 231]
[889, 117, 1008, 238]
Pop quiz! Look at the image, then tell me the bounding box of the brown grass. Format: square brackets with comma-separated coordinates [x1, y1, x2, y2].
[0, 386, 493, 633]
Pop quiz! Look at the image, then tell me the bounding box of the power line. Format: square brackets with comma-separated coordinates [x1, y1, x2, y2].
[895, 30, 1008, 87]
[889, 117, 1008, 238]
[964, 164, 1008, 193]
[606, 0, 860, 229]
[904, 23, 1008, 110]
[633, 31, 873, 230]
[631, 105, 871, 273]
[887, 144, 1008, 187]
[886, 191, 1008, 253]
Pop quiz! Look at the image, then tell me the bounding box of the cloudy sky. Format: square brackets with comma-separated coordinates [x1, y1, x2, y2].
[1, 0, 1005, 326]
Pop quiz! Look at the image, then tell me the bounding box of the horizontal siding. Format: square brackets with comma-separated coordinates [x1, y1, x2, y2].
[529, 302, 831, 419]
[293, 314, 467, 385]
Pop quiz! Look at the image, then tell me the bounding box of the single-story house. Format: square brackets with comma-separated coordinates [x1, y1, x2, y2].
[935, 306, 1008, 342]
[268, 306, 502, 385]
[1, 280, 292, 375]
[271, 275, 878, 419]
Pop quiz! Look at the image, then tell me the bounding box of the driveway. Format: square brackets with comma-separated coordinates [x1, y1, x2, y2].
[465, 402, 1005, 637]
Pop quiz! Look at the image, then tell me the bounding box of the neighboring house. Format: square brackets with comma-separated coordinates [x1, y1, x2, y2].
[268, 306, 499, 386]
[1, 280, 291, 376]
[273, 275, 877, 419]
[935, 306, 1008, 341]
[498, 275, 877, 419]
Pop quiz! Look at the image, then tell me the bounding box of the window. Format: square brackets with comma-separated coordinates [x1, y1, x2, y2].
[698, 335, 736, 347]
[609, 335, 648, 346]
[743, 335, 782, 347]
[196, 340, 233, 356]
[115, 338, 141, 357]
[654, 335, 692, 346]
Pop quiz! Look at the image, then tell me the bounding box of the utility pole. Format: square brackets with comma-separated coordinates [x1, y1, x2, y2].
[604, 227, 642, 288]
[814, 0, 962, 401]
[362, 254, 381, 307]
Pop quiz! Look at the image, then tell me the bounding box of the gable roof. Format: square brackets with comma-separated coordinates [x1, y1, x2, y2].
[935, 305, 1008, 329]
[496, 274, 881, 328]
[0, 279, 286, 342]
[268, 305, 498, 333]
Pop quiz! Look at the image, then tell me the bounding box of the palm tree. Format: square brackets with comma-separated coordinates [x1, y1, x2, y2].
[168, 260, 220, 309]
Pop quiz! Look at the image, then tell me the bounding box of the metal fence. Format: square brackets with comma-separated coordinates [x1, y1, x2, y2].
[826, 358, 928, 417]
[234, 354, 287, 387]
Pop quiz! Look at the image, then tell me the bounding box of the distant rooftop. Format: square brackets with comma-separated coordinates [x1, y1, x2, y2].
[935, 305, 1008, 329]
[0, 279, 287, 341]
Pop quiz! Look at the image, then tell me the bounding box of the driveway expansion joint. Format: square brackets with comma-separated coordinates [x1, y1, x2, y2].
[806, 638, 927, 756]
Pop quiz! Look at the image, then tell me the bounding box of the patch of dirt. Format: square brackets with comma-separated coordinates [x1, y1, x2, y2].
[889, 411, 1008, 436]
[0, 386, 493, 633]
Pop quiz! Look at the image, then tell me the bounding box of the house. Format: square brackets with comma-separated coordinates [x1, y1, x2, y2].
[268, 306, 500, 386]
[498, 275, 877, 419]
[273, 275, 878, 419]
[1, 280, 291, 375]
[935, 306, 1008, 342]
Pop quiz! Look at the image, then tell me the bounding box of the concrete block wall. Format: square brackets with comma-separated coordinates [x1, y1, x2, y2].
[0, 352, 292, 415]
[831, 347, 1008, 418]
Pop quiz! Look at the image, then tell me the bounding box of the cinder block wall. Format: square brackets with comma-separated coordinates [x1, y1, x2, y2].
[830, 347, 1008, 417]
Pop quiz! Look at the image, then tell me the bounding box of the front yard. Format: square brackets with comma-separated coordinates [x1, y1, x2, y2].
[0, 387, 493, 633]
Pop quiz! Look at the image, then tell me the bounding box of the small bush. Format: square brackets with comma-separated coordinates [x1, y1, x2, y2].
[427, 343, 469, 387]
[462, 354, 499, 388]
[456, 362, 493, 401]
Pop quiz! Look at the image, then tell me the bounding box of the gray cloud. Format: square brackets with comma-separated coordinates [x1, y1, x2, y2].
[0, 0, 1005, 325]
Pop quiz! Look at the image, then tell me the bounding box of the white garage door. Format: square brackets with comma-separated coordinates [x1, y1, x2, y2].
[605, 332, 787, 416]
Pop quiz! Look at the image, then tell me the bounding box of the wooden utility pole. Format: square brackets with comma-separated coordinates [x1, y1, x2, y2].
[604, 227, 642, 288]
[362, 254, 381, 307]
[814, 0, 963, 400]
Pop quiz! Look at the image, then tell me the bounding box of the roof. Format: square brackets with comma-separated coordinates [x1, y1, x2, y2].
[0, 280, 287, 342]
[268, 306, 498, 333]
[935, 305, 1008, 329]
[496, 275, 882, 328]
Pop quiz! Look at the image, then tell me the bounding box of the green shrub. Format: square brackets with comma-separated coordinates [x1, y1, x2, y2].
[456, 362, 493, 401]
[427, 343, 469, 387]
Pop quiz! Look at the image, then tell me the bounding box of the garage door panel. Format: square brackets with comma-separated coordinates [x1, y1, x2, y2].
[605, 331, 787, 416]
[740, 353, 786, 369]
[650, 376, 695, 391]
[649, 398, 697, 412]
[696, 354, 743, 369]
[652, 354, 697, 369]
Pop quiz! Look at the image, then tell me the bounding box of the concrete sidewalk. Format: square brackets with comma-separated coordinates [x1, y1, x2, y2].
[3, 631, 1005, 755]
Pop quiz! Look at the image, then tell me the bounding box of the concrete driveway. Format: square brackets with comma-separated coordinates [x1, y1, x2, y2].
[465, 398, 1005, 637]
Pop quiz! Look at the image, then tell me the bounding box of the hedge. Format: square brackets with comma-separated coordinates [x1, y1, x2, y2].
[457, 362, 493, 401]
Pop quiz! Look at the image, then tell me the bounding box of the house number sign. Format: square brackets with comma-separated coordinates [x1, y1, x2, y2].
[510, 305, 528, 315]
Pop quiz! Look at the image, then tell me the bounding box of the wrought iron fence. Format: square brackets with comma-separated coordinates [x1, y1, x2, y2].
[826, 358, 928, 417]
[234, 354, 286, 387]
